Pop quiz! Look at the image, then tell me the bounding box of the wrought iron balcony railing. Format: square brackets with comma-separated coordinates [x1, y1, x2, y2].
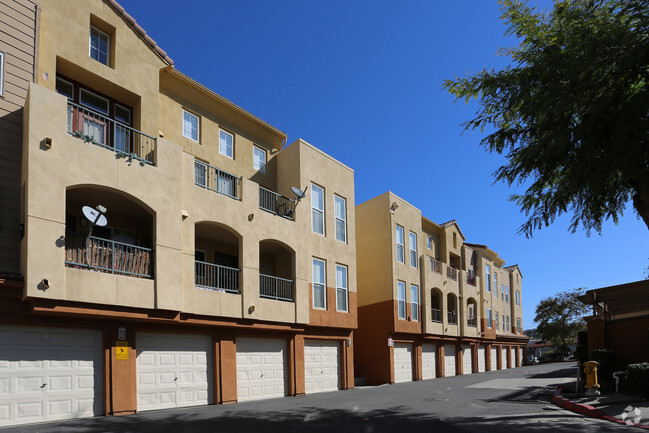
[194, 160, 241, 200]
[259, 274, 294, 301]
[195, 260, 240, 293]
[259, 187, 295, 220]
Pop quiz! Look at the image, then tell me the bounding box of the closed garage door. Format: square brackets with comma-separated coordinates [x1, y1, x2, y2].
[501, 346, 507, 368]
[304, 340, 340, 394]
[136, 333, 213, 412]
[519, 348, 523, 366]
[236, 338, 287, 402]
[490, 346, 498, 370]
[0, 325, 103, 427]
[462, 345, 472, 375]
[444, 344, 456, 377]
[477, 346, 486, 372]
[421, 344, 436, 380]
[510, 346, 515, 368]
[393, 343, 413, 383]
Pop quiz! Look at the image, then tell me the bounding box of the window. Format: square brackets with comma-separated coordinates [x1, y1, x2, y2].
[253, 145, 266, 172]
[312, 258, 326, 309]
[485, 265, 491, 292]
[79, 88, 109, 145]
[397, 281, 406, 319]
[183, 110, 199, 142]
[219, 129, 233, 158]
[336, 264, 348, 312]
[311, 184, 324, 235]
[334, 195, 347, 243]
[453, 232, 457, 249]
[194, 160, 207, 186]
[495, 312, 499, 331]
[505, 286, 510, 303]
[89, 26, 110, 65]
[487, 309, 492, 328]
[426, 235, 432, 250]
[503, 315, 508, 332]
[501, 284, 505, 301]
[516, 317, 521, 332]
[410, 284, 419, 321]
[0, 51, 4, 96]
[395, 225, 404, 263]
[494, 272, 498, 297]
[56, 76, 74, 99]
[409, 232, 417, 268]
[515, 290, 520, 306]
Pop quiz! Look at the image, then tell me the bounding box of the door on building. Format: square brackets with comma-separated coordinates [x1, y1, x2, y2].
[393, 343, 414, 383]
[236, 338, 287, 402]
[304, 340, 340, 394]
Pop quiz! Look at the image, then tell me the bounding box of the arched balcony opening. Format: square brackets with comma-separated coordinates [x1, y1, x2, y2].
[447, 293, 458, 325]
[467, 298, 478, 327]
[65, 186, 154, 278]
[194, 222, 241, 293]
[259, 240, 295, 302]
[430, 288, 443, 323]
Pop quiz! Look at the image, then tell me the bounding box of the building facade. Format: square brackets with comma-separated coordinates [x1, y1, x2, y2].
[1, 0, 356, 426]
[354, 192, 527, 385]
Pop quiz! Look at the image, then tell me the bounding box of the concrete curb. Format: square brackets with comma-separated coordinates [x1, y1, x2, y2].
[553, 386, 649, 430]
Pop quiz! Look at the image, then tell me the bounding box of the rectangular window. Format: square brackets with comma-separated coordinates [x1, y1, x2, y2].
[56, 76, 74, 99]
[89, 26, 109, 65]
[487, 309, 492, 328]
[219, 129, 233, 158]
[396, 225, 404, 264]
[253, 145, 266, 172]
[334, 195, 347, 243]
[485, 264, 491, 292]
[495, 312, 499, 331]
[505, 286, 510, 303]
[397, 281, 406, 319]
[312, 258, 326, 309]
[79, 88, 109, 145]
[336, 264, 348, 312]
[503, 315, 508, 332]
[410, 284, 419, 321]
[501, 284, 505, 301]
[516, 290, 520, 306]
[516, 317, 521, 332]
[494, 272, 498, 297]
[183, 110, 199, 142]
[426, 235, 432, 250]
[311, 184, 324, 235]
[0, 51, 4, 96]
[409, 232, 417, 268]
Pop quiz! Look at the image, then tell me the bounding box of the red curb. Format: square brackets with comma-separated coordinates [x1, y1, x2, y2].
[553, 386, 649, 430]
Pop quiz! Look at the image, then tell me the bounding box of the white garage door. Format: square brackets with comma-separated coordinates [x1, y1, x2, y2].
[510, 346, 516, 368]
[444, 344, 456, 377]
[490, 346, 498, 371]
[393, 343, 413, 383]
[519, 348, 523, 366]
[462, 345, 472, 375]
[421, 344, 436, 380]
[304, 340, 340, 394]
[501, 346, 507, 368]
[0, 325, 103, 427]
[136, 333, 212, 412]
[477, 346, 486, 372]
[236, 338, 287, 402]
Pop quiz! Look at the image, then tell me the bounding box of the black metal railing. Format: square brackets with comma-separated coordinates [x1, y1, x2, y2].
[466, 270, 476, 286]
[194, 160, 241, 200]
[447, 266, 457, 281]
[430, 257, 442, 274]
[431, 308, 442, 323]
[259, 187, 295, 220]
[467, 315, 477, 327]
[448, 310, 457, 325]
[259, 274, 293, 301]
[195, 260, 239, 293]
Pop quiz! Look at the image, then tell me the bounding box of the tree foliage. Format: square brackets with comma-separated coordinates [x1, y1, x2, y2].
[534, 288, 588, 351]
[444, 0, 649, 237]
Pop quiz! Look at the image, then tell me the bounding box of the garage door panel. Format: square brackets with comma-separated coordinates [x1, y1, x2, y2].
[490, 347, 497, 371]
[305, 340, 340, 393]
[236, 338, 287, 402]
[444, 345, 456, 377]
[477, 347, 486, 372]
[422, 344, 436, 380]
[462, 345, 472, 375]
[394, 343, 413, 383]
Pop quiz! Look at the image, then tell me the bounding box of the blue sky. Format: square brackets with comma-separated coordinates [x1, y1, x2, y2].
[120, 0, 649, 329]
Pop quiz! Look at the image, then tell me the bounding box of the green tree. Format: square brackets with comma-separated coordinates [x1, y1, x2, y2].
[534, 288, 588, 354]
[443, 0, 649, 237]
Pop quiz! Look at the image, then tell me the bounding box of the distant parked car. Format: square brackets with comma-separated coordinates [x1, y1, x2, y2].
[526, 356, 539, 365]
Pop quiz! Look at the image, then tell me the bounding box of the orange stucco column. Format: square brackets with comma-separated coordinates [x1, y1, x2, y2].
[219, 335, 237, 404]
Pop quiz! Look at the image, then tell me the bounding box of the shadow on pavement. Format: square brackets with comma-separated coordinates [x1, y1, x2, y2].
[529, 365, 578, 379]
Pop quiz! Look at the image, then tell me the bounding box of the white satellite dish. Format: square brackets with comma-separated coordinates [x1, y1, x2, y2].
[82, 205, 108, 227]
[291, 186, 306, 199]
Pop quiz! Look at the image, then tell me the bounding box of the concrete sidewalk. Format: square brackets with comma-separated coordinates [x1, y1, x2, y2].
[554, 386, 649, 429]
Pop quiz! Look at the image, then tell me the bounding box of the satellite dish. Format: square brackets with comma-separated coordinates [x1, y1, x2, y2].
[291, 186, 306, 199]
[82, 205, 108, 227]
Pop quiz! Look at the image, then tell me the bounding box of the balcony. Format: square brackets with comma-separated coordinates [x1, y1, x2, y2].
[431, 308, 442, 323]
[195, 260, 240, 293]
[467, 315, 477, 327]
[448, 310, 457, 325]
[259, 274, 293, 301]
[65, 233, 153, 278]
[67, 101, 156, 165]
[430, 257, 442, 274]
[466, 270, 476, 286]
[259, 187, 295, 220]
[195, 160, 241, 200]
[447, 266, 457, 281]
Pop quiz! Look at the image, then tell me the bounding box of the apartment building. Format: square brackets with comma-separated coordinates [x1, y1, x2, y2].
[0, 0, 356, 426]
[355, 192, 527, 385]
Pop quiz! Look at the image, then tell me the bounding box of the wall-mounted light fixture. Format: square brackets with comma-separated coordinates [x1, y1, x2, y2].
[347, 338, 352, 347]
[248, 305, 255, 314]
[41, 278, 50, 289]
[118, 326, 126, 341]
[44, 137, 52, 149]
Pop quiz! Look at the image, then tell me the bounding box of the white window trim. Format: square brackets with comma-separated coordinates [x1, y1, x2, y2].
[426, 235, 432, 250]
[79, 88, 109, 114]
[253, 145, 266, 173]
[311, 183, 325, 235]
[0, 51, 4, 96]
[397, 281, 406, 319]
[334, 195, 347, 243]
[312, 258, 326, 310]
[487, 309, 492, 328]
[494, 272, 498, 297]
[89, 26, 110, 65]
[495, 312, 499, 331]
[409, 231, 417, 268]
[396, 225, 404, 264]
[219, 129, 234, 158]
[485, 265, 491, 292]
[182, 109, 199, 142]
[516, 290, 520, 306]
[410, 284, 419, 321]
[336, 264, 348, 313]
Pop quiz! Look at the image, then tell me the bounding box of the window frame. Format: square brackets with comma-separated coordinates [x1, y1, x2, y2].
[395, 225, 405, 264]
[501, 283, 505, 301]
[311, 183, 325, 235]
[0, 51, 4, 96]
[485, 264, 491, 292]
[89, 25, 110, 66]
[505, 286, 510, 303]
[487, 309, 492, 328]
[334, 194, 347, 243]
[409, 231, 417, 268]
[219, 129, 234, 158]
[426, 235, 432, 250]
[253, 145, 266, 173]
[312, 258, 326, 310]
[515, 290, 520, 306]
[495, 312, 499, 331]
[494, 272, 498, 297]
[410, 284, 419, 321]
[335, 264, 348, 312]
[397, 281, 406, 319]
[182, 109, 199, 142]
[516, 317, 521, 332]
